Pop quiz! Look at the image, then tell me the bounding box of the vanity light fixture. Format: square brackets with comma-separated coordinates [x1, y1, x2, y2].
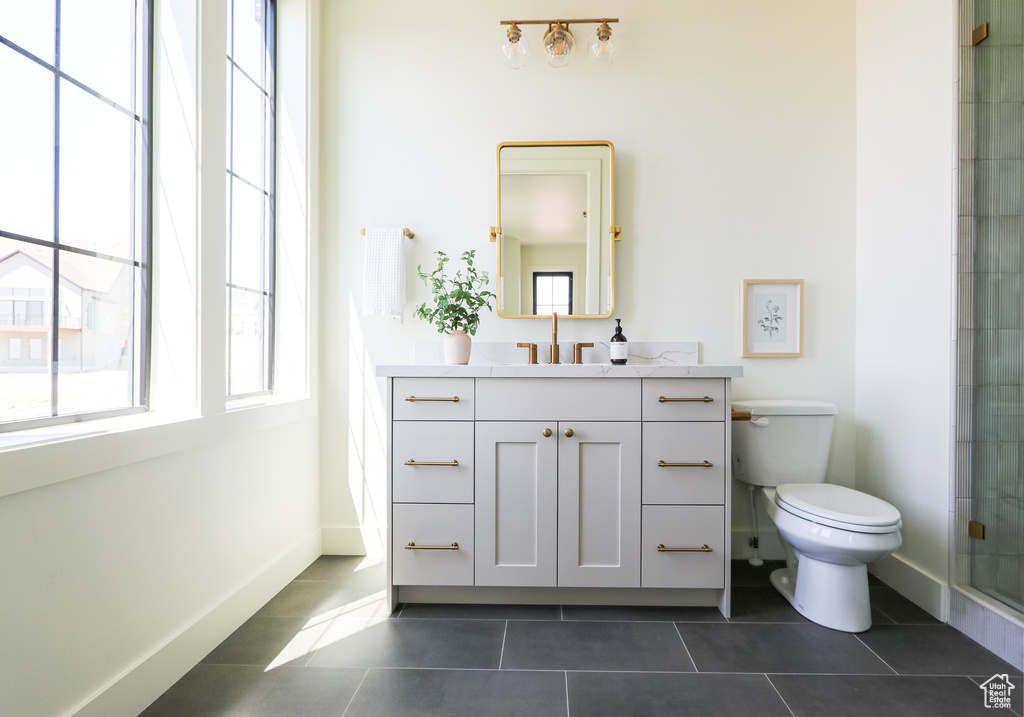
[501, 22, 530, 69]
[590, 21, 615, 67]
[499, 18, 618, 69]
[544, 21, 574, 68]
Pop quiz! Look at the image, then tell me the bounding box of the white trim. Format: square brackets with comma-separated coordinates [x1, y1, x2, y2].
[321, 524, 385, 559]
[65, 529, 321, 717]
[868, 551, 949, 621]
[0, 396, 316, 498]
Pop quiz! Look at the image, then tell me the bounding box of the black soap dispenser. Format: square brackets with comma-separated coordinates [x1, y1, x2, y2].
[610, 319, 627, 365]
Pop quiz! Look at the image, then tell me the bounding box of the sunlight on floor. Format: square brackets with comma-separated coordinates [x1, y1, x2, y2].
[352, 554, 386, 572]
[266, 588, 391, 671]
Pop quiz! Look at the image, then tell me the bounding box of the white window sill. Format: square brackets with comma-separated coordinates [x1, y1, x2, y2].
[0, 393, 316, 498]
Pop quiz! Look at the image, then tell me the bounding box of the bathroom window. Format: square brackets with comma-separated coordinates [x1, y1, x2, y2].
[533, 272, 573, 316]
[226, 0, 276, 397]
[0, 1, 152, 428]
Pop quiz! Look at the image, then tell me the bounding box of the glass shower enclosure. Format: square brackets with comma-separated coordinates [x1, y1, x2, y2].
[959, 1, 1024, 616]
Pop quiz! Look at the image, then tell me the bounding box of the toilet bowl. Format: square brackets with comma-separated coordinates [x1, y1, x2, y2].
[732, 400, 902, 633]
[762, 484, 902, 632]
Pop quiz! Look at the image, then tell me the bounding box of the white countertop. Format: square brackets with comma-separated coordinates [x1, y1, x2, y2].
[376, 364, 743, 378]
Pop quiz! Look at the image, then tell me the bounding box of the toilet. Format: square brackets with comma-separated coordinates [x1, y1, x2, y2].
[731, 400, 902, 633]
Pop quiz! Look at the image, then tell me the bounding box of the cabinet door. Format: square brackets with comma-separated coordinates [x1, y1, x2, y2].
[558, 421, 642, 588]
[475, 422, 558, 586]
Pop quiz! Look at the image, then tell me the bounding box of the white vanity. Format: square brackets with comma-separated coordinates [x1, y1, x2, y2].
[378, 362, 743, 617]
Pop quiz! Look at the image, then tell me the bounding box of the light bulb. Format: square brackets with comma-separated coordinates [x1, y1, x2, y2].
[544, 22, 574, 68]
[501, 22, 529, 69]
[590, 22, 614, 67]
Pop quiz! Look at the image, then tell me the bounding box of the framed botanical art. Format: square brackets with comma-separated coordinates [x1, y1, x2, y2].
[742, 279, 804, 358]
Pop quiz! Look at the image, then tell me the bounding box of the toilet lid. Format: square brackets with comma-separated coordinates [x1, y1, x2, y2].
[775, 484, 902, 534]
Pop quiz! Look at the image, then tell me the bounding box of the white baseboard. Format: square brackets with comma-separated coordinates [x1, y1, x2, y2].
[868, 551, 949, 621]
[322, 524, 384, 558]
[68, 528, 322, 717]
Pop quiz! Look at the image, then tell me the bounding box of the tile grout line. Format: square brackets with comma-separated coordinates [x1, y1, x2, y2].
[564, 670, 571, 717]
[853, 634, 900, 675]
[498, 619, 509, 670]
[763, 674, 799, 717]
[870, 604, 898, 624]
[338, 667, 371, 717]
[673, 622, 700, 673]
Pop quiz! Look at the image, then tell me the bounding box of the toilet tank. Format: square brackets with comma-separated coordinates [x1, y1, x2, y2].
[731, 400, 837, 487]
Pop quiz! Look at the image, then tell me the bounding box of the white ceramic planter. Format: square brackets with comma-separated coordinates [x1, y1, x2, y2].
[443, 330, 472, 365]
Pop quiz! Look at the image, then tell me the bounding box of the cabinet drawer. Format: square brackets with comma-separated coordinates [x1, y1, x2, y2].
[476, 378, 640, 421]
[641, 379, 725, 421]
[392, 504, 474, 585]
[641, 506, 725, 588]
[393, 378, 475, 420]
[393, 421, 474, 503]
[642, 423, 725, 505]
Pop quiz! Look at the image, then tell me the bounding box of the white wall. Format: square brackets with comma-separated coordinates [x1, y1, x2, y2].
[319, 0, 858, 553]
[0, 1, 322, 715]
[855, 0, 956, 616]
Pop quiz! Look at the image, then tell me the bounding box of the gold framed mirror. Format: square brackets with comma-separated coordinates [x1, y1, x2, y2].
[493, 141, 619, 318]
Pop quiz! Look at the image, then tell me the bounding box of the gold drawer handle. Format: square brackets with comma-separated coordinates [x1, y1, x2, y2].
[658, 460, 713, 468]
[405, 395, 460, 403]
[405, 542, 459, 550]
[658, 396, 714, 403]
[657, 543, 712, 553]
[404, 459, 459, 467]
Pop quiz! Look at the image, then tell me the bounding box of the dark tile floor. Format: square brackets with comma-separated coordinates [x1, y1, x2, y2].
[141, 557, 1023, 717]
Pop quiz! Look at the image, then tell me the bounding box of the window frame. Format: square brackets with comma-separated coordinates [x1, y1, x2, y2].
[532, 271, 574, 316]
[0, 0, 154, 432]
[225, 0, 276, 399]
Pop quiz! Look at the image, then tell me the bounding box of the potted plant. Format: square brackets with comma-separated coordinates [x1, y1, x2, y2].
[414, 250, 495, 364]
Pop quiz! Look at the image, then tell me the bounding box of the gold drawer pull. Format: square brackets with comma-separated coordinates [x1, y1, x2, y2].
[404, 459, 459, 467]
[405, 542, 459, 550]
[657, 543, 712, 553]
[658, 460, 713, 468]
[658, 395, 713, 403]
[405, 395, 460, 403]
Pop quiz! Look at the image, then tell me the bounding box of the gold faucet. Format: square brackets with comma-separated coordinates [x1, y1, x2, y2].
[573, 342, 594, 365]
[517, 342, 538, 364]
[550, 312, 559, 364]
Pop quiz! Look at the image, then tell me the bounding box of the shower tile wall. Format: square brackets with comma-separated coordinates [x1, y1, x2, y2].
[954, 0, 1024, 636]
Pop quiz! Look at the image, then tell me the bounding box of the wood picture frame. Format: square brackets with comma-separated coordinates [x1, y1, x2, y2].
[742, 279, 804, 358]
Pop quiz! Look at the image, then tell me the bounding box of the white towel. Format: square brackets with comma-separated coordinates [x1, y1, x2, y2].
[362, 227, 405, 321]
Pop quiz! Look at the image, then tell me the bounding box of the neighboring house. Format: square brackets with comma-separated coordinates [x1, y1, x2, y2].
[0, 249, 131, 373]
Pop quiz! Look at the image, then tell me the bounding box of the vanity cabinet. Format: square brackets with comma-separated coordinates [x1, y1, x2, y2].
[390, 378, 475, 587]
[640, 378, 728, 589]
[475, 420, 640, 588]
[381, 366, 738, 616]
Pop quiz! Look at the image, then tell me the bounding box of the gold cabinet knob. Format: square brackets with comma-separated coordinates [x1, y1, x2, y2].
[564, 428, 574, 437]
[543, 428, 552, 437]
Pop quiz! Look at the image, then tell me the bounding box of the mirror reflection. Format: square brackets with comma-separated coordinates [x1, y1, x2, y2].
[496, 141, 616, 318]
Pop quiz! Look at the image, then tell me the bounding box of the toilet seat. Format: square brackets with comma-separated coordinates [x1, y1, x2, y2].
[775, 483, 902, 534]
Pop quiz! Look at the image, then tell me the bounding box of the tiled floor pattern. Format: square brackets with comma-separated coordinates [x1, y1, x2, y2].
[141, 558, 1023, 716]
